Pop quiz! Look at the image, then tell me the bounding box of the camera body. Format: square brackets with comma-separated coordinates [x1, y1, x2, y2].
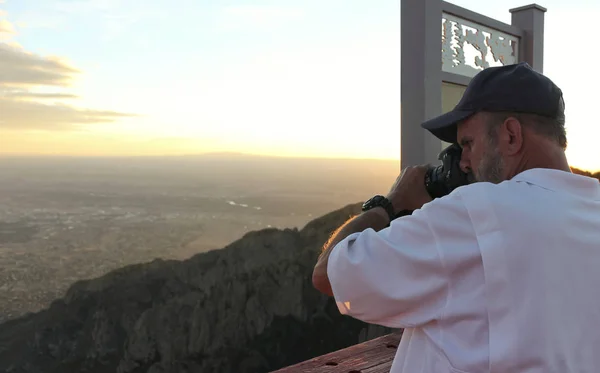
[392, 143, 471, 220]
[424, 143, 471, 199]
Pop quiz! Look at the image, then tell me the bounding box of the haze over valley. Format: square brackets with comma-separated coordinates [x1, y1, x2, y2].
[0, 153, 399, 322]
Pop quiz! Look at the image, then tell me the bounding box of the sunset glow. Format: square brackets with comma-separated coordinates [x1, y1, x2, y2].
[0, 0, 598, 170]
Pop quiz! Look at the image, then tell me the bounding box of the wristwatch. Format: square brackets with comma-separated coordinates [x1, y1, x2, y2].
[362, 195, 396, 222]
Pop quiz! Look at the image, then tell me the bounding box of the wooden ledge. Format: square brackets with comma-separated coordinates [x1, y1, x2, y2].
[271, 333, 402, 373]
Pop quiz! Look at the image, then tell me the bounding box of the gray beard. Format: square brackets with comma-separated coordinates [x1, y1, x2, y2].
[475, 147, 505, 183]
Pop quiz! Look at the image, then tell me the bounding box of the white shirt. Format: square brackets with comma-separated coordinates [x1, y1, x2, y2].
[328, 168, 600, 373]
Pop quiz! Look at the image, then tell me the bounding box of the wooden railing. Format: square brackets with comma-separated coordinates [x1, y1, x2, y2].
[271, 333, 402, 373]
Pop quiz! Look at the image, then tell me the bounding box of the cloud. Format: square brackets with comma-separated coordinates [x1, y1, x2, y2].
[0, 11, 134, 132]
[13, 13, 64, 30]
[0, 99, 134, 131]
[3, 90, 78, 99]
[0, 19, 13, 34]
[0, 44, 78, 86]
[0, 7, 13, 36]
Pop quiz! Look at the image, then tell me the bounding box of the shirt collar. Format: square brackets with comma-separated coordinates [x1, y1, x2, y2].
[511, 168, 600, 199]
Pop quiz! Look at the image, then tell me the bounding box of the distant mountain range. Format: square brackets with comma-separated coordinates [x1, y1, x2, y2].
[3, 151, 595, 174]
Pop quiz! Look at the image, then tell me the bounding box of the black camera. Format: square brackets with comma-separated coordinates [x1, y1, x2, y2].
[392, 143, 472, 220]
[424, 143, 472, 199]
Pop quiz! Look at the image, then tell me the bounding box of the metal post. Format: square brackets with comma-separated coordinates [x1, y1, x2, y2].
[400, 0, 444, 169]
[509, 4, 547, 72]
[401, 1, 546, 169]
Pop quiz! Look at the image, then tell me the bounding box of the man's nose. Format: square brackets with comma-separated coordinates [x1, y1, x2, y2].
[460, 158, 471, 174]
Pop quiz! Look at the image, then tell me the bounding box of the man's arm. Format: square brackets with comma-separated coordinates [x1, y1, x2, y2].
[312, 207, 390, 296]
[312, 165, 433, 297]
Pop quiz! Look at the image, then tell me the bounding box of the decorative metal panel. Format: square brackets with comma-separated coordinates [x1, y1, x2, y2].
[441, 13, 520, 78]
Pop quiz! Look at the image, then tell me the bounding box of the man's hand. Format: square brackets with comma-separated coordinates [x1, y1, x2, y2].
[386, 165, 433, 212]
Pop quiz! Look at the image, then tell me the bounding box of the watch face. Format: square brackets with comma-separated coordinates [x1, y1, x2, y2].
[362, 195, 383, 210]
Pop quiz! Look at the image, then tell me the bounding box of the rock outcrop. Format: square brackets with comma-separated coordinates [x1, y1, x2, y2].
[0, 203, 395, 373]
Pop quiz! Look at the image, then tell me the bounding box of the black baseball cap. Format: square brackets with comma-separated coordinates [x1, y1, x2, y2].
[421, 62, 565, 143]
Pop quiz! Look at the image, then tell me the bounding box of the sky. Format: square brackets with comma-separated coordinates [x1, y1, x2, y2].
[0, 0, 598, 170]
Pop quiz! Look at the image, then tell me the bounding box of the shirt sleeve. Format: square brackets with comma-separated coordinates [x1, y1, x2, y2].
[327, 192, 471, 328]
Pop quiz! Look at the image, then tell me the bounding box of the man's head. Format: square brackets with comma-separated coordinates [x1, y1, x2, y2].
[456, 110, 567, 183]
[421, 63, 568, 183]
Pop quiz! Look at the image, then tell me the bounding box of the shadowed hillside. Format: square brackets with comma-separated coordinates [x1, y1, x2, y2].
[0, 203, 394, 373]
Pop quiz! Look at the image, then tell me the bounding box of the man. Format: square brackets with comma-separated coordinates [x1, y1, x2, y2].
[312, 62, 600, 372]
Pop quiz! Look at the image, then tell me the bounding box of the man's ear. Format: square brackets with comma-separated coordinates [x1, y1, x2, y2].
[501, 117, 524, 155]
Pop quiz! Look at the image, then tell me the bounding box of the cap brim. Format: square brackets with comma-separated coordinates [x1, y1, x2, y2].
[420, 109, 474, 143]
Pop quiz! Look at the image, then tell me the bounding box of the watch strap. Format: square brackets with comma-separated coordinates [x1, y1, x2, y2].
[392, 209, 414, 219]
[363, 195, 395, 222]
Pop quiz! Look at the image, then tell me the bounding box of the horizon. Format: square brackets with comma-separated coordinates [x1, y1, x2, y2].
[1, 0, 599, 171]
[0, 150, 400, 162]
[1, 152, 598, 173]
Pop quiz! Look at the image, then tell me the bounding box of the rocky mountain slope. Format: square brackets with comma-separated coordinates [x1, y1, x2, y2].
[0, 202, 394, 373]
